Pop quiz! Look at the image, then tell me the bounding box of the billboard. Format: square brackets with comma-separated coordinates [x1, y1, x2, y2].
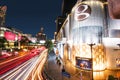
[76, 57, 92, 70]
[4, 31, 16, 41]
[116, 58, 120, 67]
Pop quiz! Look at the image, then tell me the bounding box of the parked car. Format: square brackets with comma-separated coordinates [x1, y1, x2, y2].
[13, 51, 19, 56]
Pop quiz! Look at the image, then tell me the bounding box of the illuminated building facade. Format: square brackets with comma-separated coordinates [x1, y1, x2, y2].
[70, 0, 106, 70]
[0, 26, 22, 50]
[56, 0, 120, 79]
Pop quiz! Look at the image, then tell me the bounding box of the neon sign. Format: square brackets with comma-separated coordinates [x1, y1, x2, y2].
[4, 31, 16, 41]
[74, 4, 91, 21]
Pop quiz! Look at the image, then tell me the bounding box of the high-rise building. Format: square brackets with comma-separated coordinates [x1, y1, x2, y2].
[56, 0, 77, 34]
[55, 16, 65, 33]
[0, 6, 7, 26]
[61, 0, 77, 17]
[36, 27, 47, 43]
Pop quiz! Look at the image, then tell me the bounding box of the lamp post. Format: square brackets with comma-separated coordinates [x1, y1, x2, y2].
[88, 43, 95, 80]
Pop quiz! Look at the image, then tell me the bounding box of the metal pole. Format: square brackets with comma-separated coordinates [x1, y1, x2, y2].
[88, 43, 95, 80]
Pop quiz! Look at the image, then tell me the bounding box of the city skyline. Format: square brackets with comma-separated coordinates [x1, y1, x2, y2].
[0, 0, 62, 39]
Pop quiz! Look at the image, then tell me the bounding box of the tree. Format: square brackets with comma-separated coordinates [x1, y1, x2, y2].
[0, 37, 7, 49]
[44, 40, 54, 53]
[108, 75, 114, 80]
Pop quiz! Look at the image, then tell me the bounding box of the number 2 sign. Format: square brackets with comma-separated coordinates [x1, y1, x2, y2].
[74, 4, 91, 21]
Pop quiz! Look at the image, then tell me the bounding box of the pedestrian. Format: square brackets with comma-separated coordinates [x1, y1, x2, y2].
[62, 66, 65, 72]
[80, 72, 83, 80]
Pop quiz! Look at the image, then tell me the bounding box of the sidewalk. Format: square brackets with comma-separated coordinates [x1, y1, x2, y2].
[44, 52, 63, 80]
[44, 51, 91, 80]
[43, 51, 120, 80]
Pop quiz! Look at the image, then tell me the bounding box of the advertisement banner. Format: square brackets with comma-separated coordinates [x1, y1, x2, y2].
[76, 57, 92, 70]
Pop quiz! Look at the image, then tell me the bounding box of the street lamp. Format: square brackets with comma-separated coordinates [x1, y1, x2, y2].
[88, 43, 95, 80]
[61, 37, 66, 67]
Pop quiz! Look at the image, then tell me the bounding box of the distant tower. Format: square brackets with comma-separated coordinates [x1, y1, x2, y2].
[36, 27, 47, 42]
[0, 6, 7, 26]
[40, 27, 44, 33]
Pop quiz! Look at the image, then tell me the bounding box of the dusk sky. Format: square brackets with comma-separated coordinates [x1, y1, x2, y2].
[0, 0, 62, 39]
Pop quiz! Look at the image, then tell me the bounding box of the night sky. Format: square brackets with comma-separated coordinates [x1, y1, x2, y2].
[0, 0, 62, 39]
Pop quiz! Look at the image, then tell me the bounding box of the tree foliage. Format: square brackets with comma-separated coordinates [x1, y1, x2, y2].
[0, 37, 7, 48]
[44, 40, 54, 53]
